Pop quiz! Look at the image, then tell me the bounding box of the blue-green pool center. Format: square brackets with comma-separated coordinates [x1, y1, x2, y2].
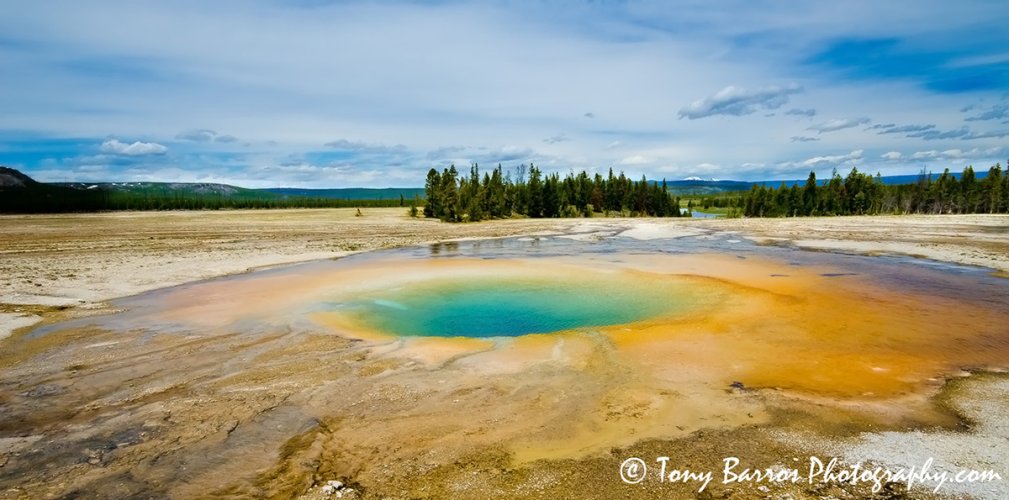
[343, 275, 703, 338]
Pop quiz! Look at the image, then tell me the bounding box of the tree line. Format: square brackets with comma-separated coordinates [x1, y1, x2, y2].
[0, 186, 406, 213]
[423, 164, 687, 222]
[689, 164, 1008, 218]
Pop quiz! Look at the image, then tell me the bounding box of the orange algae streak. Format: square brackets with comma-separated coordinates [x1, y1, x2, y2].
[604, 254, 1008, 398]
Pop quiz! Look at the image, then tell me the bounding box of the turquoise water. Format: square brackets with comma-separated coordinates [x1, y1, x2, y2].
[346, 276, 696, 337]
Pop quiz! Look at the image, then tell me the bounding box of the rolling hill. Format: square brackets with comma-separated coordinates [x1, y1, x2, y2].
[0, 168, 414, 213]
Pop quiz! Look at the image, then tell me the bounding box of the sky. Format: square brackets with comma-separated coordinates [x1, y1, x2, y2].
[1, 0, 1008, 188]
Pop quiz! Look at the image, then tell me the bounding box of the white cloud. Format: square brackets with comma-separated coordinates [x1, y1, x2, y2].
[911, 147, 1006, 161]
[792, 149, 864, 168]
[806, 149, 863, 166]
[881, 151, 903, 160]
[678, 84, 802, 119]
[99, 139, 167, 156]
[620, 155, 651, 165]
[807, 117, 871, 134]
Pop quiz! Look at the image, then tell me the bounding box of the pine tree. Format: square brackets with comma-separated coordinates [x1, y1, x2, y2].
[424, 168, 441, 218]
[803, 171, 818, 215]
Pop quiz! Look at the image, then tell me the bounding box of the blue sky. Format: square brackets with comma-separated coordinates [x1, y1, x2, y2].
[1, 0, 1008, 188]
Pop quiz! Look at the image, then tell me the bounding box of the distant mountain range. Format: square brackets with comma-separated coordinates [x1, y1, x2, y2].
[1, 166, 985, 201]
[40, 179, 424, 201]
[661, 171, 986, 195]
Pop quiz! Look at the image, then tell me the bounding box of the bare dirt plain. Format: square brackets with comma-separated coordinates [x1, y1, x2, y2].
[0, 209, 565, 338]
[1, 209, 1008, 499]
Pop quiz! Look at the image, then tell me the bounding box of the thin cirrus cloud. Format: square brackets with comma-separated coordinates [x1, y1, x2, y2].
[785, 108, 817, 118]
[807, 117, 871, 134]
[868, 123, 937, 135]
[790, 136, 820, 142]
[677, 84, 803, 120]
[906, 126, 1009, 141]
[964, 103, 1009, 122]
[176, 129, 240, 144]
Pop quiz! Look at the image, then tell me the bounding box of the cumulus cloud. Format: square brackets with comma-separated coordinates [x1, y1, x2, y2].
[807, 117, 871, 134]
[678, 83, 802, 119]
[786, 108, 817, 117]
[800, 149, 863, 167]
[774, 150, 864, 172]
[911, 147, 1006, 161]
[912, 149, 972, 160]
[790, 136, 820, 142]
[881, 151, 903, 160]
[99, 138, 167, 156]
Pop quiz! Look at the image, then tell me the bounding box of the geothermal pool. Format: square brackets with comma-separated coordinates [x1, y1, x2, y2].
[3, 228, 1009, 498]
[344, 273, 711, 338]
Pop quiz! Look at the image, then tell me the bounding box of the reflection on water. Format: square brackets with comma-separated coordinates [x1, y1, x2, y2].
[429, 240, 459, 255]
[2, 227, 1009, 498]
